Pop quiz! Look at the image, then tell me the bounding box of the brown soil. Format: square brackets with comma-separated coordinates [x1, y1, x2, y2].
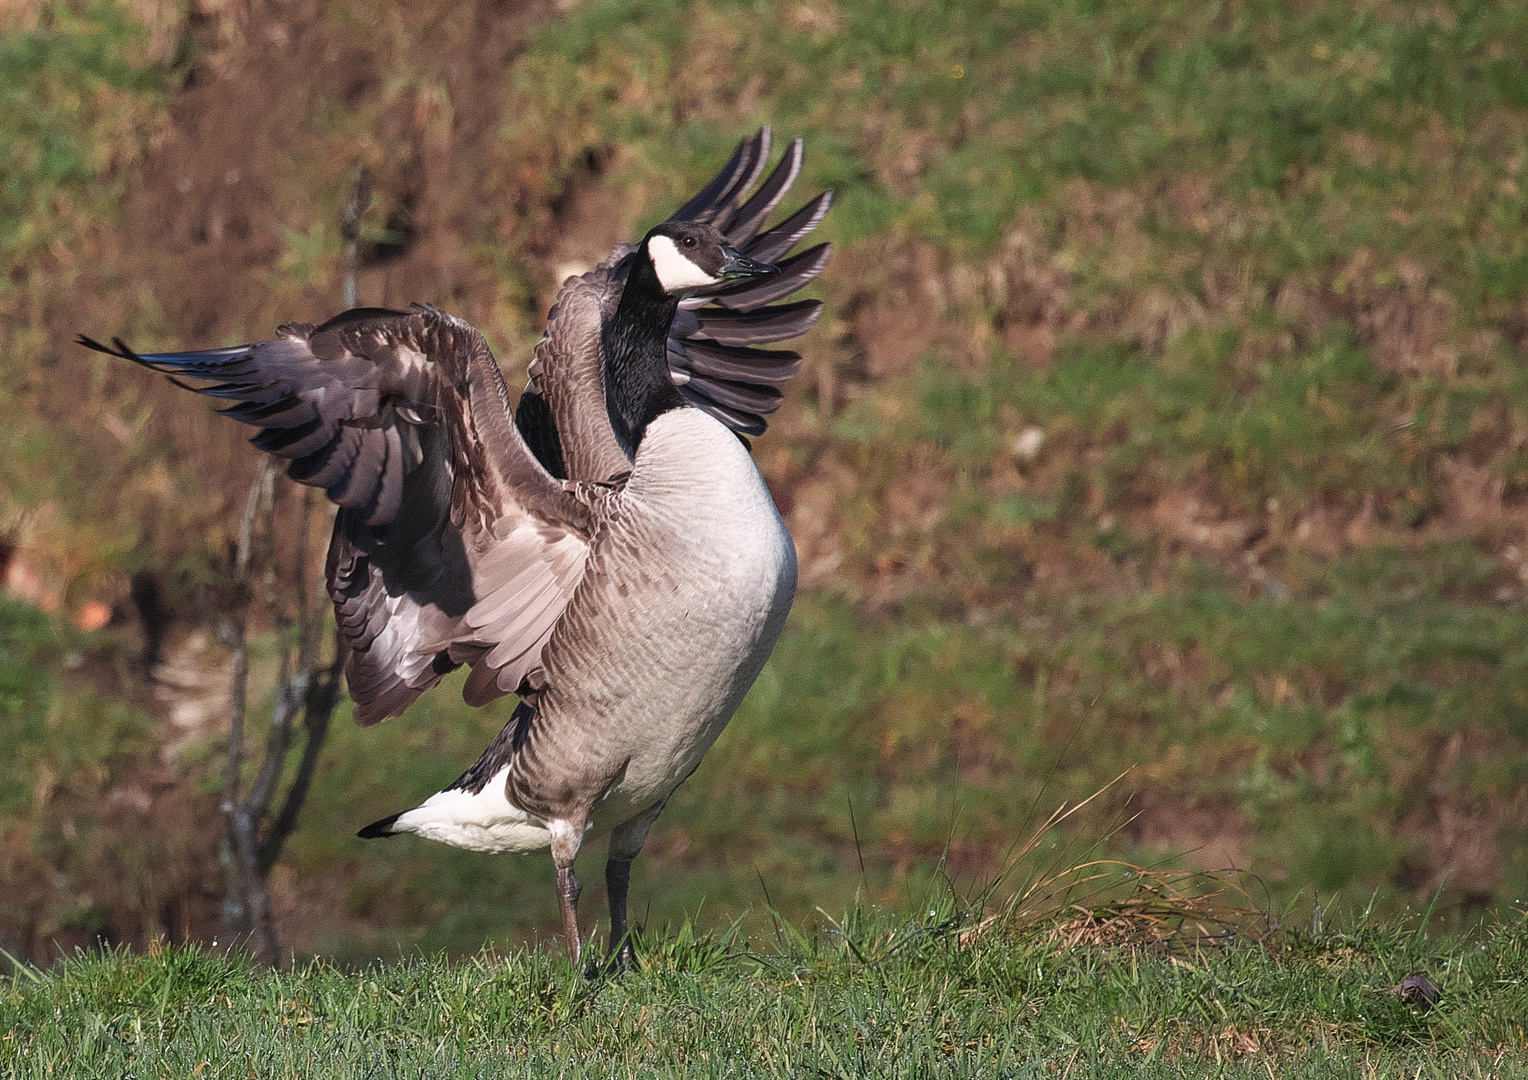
[5, 0, 563, 962]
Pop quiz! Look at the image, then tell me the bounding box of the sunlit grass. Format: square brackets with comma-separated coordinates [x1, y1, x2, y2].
[4, 903, 1527, 1078]
[7, 0, 1528, 961]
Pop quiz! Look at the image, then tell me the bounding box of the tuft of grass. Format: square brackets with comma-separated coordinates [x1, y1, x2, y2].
[950, 773, 1279, 953]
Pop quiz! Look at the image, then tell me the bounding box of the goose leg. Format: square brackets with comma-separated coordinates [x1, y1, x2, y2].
[556, 865, 583, 965]
[606, 799, 668, 969]
[605, 857, 633, 967]
[549, 819, 586, 965]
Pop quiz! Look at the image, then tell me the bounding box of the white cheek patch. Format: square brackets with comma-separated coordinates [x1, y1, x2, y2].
[648, 235, 722, 292]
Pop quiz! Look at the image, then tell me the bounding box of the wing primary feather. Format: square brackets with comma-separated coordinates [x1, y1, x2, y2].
[514, 390, 568, 480]
[218, 397, 313, 425]
[288, 427, 361, 487]
[193, 382, 285, 403]
[78, 335, 252, 368]
[722, 137, 803, 243]
[690, 300, 822, 345]
[677, 390, 770, 435]
[671, 128, 770, 225]
[711, 243, 833, 311]
[706, 131, 772, 230]
[680, 375, 783, 414]
[250, 415, 326, 454]
[669, 135, 754, 223]
[326, 431, 385, 510]
[676, 342, 801, 384]
[743, 190, 834, 263]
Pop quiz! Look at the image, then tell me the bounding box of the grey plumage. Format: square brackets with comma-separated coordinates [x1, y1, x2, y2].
[86, 307, 606, 725]
[80, 127, 831, 965]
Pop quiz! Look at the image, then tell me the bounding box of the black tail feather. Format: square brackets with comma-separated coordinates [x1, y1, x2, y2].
[357, 811, 404, 839]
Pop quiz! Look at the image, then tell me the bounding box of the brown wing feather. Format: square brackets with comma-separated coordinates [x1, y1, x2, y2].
[517, 271, 633, 484]
[82, 305, 607, 725]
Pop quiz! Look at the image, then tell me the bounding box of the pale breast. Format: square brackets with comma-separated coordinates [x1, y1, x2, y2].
[516, 408, 797, 826]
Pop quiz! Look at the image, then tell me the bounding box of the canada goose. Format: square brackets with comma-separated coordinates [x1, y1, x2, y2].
[80, 129, 831, 965]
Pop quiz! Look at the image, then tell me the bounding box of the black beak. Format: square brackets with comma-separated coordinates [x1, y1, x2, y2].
[719, 247, 780, 278]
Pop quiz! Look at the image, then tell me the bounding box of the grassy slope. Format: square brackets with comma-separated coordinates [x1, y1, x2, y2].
[0, 2, 171, 597]
[489, 0, 1528, 928]
[306, 0, 1528, 945]
[4, 913, 1528, 1078]
[6, 0, 1528, 958]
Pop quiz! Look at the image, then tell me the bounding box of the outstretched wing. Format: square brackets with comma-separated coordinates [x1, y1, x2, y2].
[516, 127, 833, 480]
[81, 305, 606, 725]
[668, 129, 834, 436]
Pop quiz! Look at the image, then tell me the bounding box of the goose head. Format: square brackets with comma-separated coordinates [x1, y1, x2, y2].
[642, 221, 780, 294]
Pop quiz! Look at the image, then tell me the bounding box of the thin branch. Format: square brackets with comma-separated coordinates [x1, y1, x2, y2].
[219, 460, 283, 964]
[341, 166, 370, 310]
[242, 661, 303, 827]
[220, 463, 271, 828]
[259, 631, 344, 875]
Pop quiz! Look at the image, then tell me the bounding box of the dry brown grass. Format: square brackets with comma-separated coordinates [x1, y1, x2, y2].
[956, 773, 1277, 953]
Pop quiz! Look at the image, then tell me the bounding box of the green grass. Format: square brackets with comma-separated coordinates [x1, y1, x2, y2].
[4, 907, 1527, 1077]
[0, 0, 172, 602]
[0, 1, 163, 273]
[0, 599, 174, 950]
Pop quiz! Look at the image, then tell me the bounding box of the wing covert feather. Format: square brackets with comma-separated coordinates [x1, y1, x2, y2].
[516, 273, 632, 483]
[82, 305, 605, 725]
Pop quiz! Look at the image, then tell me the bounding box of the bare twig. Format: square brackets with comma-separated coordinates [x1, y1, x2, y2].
[216, 177, 364, 965]
[341, 166, 370, 310]
[217, 462, 270, 953]
[220, 464, 272, 824]
[219, 471, 342, 966]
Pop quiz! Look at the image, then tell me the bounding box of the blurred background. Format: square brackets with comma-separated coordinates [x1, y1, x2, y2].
[4, 0, 1528, 963]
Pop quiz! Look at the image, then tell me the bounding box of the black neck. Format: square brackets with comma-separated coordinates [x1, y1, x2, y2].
[604, 248, 686, 457]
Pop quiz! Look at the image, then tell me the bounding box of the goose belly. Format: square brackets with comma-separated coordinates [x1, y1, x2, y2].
[530, 409, 797, 829]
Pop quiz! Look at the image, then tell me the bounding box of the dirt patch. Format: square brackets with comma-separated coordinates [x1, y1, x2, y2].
[1338, 249, 1460, 377]
[1121, 795, 1254, 872]
[5, 0, 563, 963]
[988, 215, 1078, 366]
[117, 0, 556, 337]
[831, 241, 950, 392]
[1149, 489, 1262, 558]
